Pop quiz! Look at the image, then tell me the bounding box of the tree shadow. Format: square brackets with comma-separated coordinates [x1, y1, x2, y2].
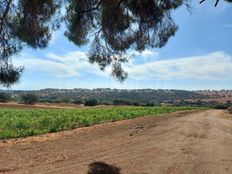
[87, 161, 121, 174]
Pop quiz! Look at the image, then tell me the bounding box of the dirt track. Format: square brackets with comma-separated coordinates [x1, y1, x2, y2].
[1, 109, 232, 174]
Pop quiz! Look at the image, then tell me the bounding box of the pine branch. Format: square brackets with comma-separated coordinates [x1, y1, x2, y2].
[199, 0, 220, 6]
[0, 0, 13, 34]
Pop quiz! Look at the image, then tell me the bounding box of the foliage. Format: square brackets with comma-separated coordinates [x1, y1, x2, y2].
[98, 101, 112, 105]
[84, 99, 98, 106]
[63, 0, 185, 80]
[112, 100, 142, 106]
[0, 0, 61, 86]
[4, 88, 208, 104]
[0, 0, 186, 85]
[145, 103, 155, 107]
[200, 0, 232, 6]
[214, 105, 228, 110]
[60, 99, 70, 103]
[88, 161, 121, 174]
[1, 0, 231, 85]
[0, 92, 10, 102]
[72, 99, 84, 105]
[131, 101, 141, 106]
[20, 93, 38, 105]
[0, 106, 201, 139]
[113, 99, 132, 105]
[225, 100, 232, 107]
[0, 65, 24, 87]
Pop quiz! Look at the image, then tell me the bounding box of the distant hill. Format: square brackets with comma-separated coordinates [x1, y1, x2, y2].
[1, 88, 209, 104]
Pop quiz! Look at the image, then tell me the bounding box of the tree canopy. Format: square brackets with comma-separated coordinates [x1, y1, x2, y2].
[0, 0, 231, 86]
[20, 93, 38, 105]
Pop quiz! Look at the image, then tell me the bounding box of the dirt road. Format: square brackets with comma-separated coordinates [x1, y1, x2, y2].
[1, 109, 232, 174]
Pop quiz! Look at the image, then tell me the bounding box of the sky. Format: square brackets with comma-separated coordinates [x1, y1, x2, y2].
[6, 1, 232, 90]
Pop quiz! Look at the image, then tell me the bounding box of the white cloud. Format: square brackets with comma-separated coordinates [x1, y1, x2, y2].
[13, 51, 108, 78]
[125, 52, 232, 81]
[47, 51, 87, 63]
[13, 56, 79, 77]
[12, 51, 232, 82]
[134, 50, 159, 58]
[128, 50, 159, 64]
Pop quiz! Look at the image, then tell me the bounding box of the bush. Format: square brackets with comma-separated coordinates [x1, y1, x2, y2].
[72, 99, 84, 105]
[88, 161, 121, 174]
[21, 93, 38, 105]
[113, 99, 132, 105]
[132, 102, 141, 106]
[84, 99, 98, 106]
[61, 99, 70, 103]
[113, 99, 124, 105]
[214, 105, 228, 110]
[0, 92, 11, 103]
[98, 101, 112, 105]
[39, 98, 55, 103]
[145, 103, 155, 107]
[226, 100, 232, 107]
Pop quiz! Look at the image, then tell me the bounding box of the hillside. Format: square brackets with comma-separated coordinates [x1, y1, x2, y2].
[1, 88, 208, 104]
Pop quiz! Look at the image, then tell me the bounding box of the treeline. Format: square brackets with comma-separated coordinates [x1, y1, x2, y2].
[1, 88, 231, 108]
[1, 91, 232, 109]
[167, 100, 232, 109]
[1, 88, 208, 104]
[0, 92, 38, 105]
[0, 92, 157, 106]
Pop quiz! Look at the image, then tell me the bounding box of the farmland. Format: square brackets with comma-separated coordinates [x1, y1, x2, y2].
[0, 106, 199, 139]
[2, 109, 232, 174]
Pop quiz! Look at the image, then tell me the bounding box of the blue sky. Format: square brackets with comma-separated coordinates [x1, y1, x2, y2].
[7, 1, 232, 90]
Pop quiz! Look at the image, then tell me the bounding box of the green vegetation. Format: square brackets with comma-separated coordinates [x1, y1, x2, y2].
[0, 92, 11, 103]
[0, 106, 201, 139]
[72, 99, 84, 105]
[21, 93, 38, 105]
[84, 99, 98, 106]
[4, 88, 208, 104]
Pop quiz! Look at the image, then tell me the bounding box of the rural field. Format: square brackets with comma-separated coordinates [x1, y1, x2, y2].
[0, 106, 197, 139]
[2, 106, 232, 174]
[0, 0, 231, 174]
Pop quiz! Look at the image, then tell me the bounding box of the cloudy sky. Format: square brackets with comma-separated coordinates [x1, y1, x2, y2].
[8, 1, 232, 90]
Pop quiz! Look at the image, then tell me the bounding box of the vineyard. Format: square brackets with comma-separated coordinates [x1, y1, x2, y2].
[0, 106, 200, 139]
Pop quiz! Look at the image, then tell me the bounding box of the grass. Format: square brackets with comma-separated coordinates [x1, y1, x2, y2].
[0, 106, 201, 139]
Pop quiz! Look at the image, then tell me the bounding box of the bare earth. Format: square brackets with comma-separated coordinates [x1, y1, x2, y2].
[1, 109, 232, 174]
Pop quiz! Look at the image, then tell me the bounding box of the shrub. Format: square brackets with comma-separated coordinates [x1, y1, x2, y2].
[61, 99, 70, 103]
[39, 98, 53, 103]
[88, 161, 121, 174]
[0, 92, 11, 103]
[84, 99, 98, 106]
[113, 99, 132, 105]
[72, 99, 84, 105]
[214, 105, 228, 110]
[132, 102, 141, 106]
[145, 103, 155, 107]
[98, 101, 112, 105]
[226, 100, 232, 107]
[21, 93, 38, 105]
